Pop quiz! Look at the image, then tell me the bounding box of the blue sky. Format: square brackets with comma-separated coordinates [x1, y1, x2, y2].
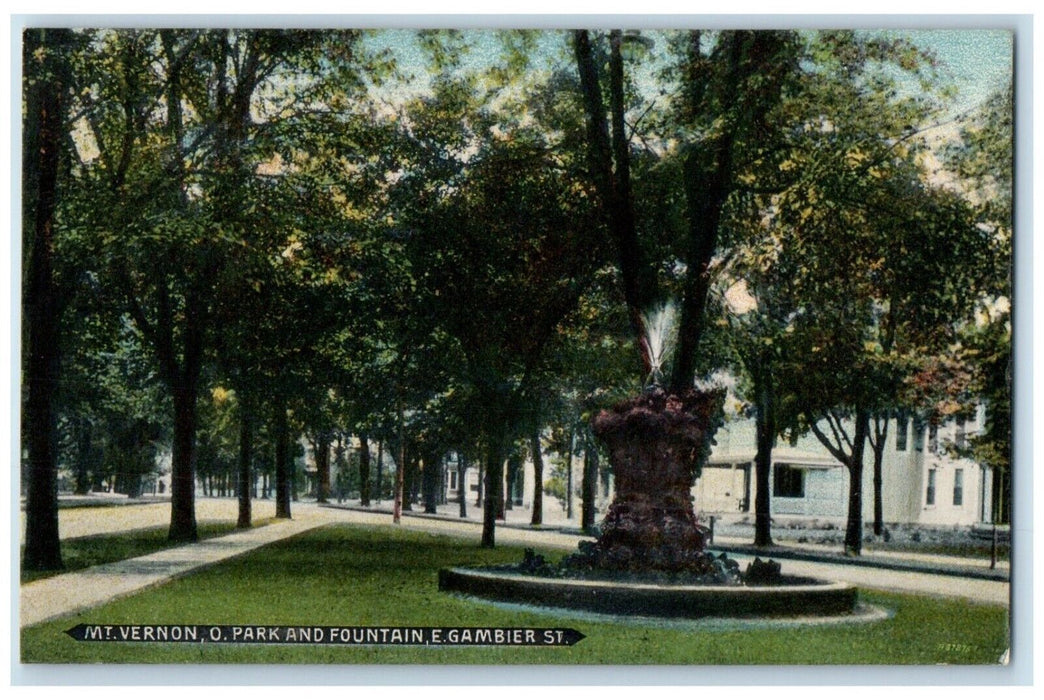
[363, 28, 1012, 118]
[882, 29, 1012, 114]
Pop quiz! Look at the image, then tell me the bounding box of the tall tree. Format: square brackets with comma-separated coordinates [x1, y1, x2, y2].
[719, 278, 789, 548]
[573, 30, 800, 392]
[945, 83, 1013, 523]
[370, 39, 612, 545]
[403, 135, 605, 546]
[669, 31, 800, 393]
[688, 31, 996, 554]
[22, 28, 75, 570]
[72, 29, 366, 540]
[770, 135, 993, 554]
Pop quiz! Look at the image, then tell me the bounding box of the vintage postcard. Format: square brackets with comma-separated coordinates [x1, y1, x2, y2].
[13, 13, 1020, 684]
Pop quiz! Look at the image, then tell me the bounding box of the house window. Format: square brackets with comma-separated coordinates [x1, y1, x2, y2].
[895, 411, 909, 451]
[450, 471, 458, 490]
[773, 464, 804, 498]
[913, 416, 926, 452]
[955, 418, 967, 450]
[953, 468, 964, 506]
[929, 424, 939, 453]
[926, 469, 936, 506]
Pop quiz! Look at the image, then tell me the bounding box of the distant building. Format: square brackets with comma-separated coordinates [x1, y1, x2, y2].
[323, 408, 993, 529]
[700, 407, 993, 526]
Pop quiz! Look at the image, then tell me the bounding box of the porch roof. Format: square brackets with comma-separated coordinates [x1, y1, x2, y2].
[707, 447, 840, 469]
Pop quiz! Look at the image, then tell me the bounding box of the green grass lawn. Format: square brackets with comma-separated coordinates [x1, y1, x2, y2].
[21, 518, 276, 584]
[20, 524, 1009, 665]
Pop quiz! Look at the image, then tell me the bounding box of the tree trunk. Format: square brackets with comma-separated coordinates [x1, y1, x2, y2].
[237, 398, 253, 528]
[393, 402, 405, 523]
[458, 452, 468, 518]
[22, 28, 70, 572]
[530, 430, 544, 526]
[274, 400, 291, 519]
[993, 465, 1009, 525]
[844, 408, 871, 555]
[127, 474, 143, 499]
[475, 460, 484, 508]
[673, 33, 775, 393]
[496, 456, 507, 520]
[403, 450, 416, 512]
[314, 432, 331, 504]
[872, 452, 883, 536]
[168, 383, 200, 541]
[565, 427, 575, 520]
[573, 30, 651, 375]
[359, 433, 371, 506]
[581, 444, 598, 533]
[423, 451, 440, 514]
[481, 433, 506, 547]
[73, 417, 93, 496]
[375, 438, 383, 503]
[504, 453, 520, 512]
[753, 368, 775, 547]
[871, 414, 888, 536]
[332, 435, 345, 503]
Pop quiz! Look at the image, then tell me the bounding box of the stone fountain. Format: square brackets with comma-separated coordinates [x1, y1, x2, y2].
[440, 304, 861, 620]
[563, 388, 723, 574]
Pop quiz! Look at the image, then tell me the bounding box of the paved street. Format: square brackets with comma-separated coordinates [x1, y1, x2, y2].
[19, 497, 281, 540]
[19, 498, 1010, 629]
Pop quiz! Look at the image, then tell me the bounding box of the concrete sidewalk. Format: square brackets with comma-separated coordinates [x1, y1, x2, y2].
[711, 539, 1009, 582]
[20, 509, 332, 628]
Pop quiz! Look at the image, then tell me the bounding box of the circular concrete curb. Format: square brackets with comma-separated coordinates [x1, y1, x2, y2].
[438, 567, 858, 619]
[457, 597, 891, 631]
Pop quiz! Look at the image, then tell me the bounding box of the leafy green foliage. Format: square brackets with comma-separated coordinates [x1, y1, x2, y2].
[25, 28, 1013, 548]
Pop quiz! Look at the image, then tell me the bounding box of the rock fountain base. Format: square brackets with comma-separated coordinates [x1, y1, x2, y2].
[567, 389, 723, 573]
[440, 389, 859, 620]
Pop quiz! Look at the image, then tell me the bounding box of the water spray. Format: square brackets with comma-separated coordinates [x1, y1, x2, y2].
[642, 301, 678, 391]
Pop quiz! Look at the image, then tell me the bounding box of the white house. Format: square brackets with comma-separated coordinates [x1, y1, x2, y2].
[700, 407, 993, 526]
[442, 408, 991, 528]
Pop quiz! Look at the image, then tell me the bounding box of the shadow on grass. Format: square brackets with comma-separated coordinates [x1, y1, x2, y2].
[21, 518, 277, 584]
[221, 526, 521, 580]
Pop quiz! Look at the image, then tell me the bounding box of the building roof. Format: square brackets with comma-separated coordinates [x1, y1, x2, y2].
[707, 446, 840, 469]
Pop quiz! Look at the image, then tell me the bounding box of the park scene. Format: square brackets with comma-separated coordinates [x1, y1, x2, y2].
[20, 26, 1011, 667]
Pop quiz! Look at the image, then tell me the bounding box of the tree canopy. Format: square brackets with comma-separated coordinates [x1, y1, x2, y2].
[20, 27, 1013, 568]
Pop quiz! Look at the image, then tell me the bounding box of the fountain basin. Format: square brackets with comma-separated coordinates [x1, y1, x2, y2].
[439, 567, 858, 619]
